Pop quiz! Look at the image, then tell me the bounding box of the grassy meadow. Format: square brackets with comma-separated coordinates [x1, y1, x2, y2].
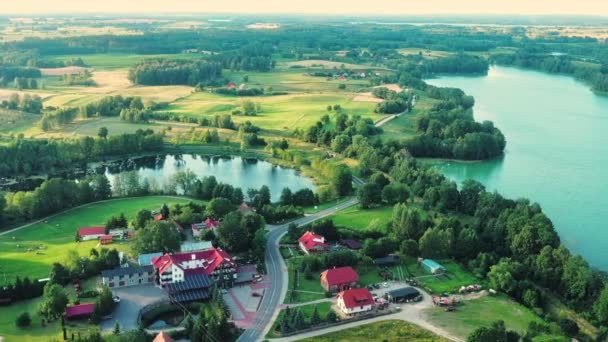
[302, 319, 447, 342]
[0, 196, 197, 282]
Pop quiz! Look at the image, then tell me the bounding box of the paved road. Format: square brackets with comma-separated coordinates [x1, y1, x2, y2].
[237, 198, 359, 342]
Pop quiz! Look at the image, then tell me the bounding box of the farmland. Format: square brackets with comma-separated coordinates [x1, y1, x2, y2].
[0, 196, 198, 281]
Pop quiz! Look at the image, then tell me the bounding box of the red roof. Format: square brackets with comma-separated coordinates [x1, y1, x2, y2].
[227, 82, 237, 89]
[239, 202, 253, 214]
[100, 235, 113, 240]
[77, 226, 105, 237]
[154, 214, 164, 221]
[65, 303, 95, 318]
[151, 247, 236, 276]
[153, 331, 174, 342]
[299, 231, 329, 251]
[205, 217, 220, 228]
[337, 288, 374, 309]
[321, 266, 359, 287]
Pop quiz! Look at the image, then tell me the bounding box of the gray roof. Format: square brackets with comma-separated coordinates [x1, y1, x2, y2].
[101, 265, 153, 278]
[374, 255, 399, 265]
[388, 287, 420, 298]
[166, 274, 213, 293]
[181, 241, 213, 252]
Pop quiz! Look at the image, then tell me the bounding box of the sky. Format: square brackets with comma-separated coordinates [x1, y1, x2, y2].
[1, 0, 608, 16]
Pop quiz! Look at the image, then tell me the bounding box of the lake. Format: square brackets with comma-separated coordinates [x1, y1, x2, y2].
[103, 154, 315, 200]
[426, 66, 608, 270]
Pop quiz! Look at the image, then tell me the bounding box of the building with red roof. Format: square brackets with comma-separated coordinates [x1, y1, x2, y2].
[153, 331, 174, 342]
[320, 266, 359, 293]
[226, 82, 237, 89]
[77, 226, 105, 241]
[336, 288, 374, 315]
[100, 234, 113, 245]
[238, 202, 254, 215]
[65, 303, 95, 319]
[298, 231, 329, 255]
[191, 218, 220, 238]
[151, 247, 237, 286]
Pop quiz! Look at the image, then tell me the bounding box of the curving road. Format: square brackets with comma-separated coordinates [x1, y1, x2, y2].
[237, 198, 359, 342]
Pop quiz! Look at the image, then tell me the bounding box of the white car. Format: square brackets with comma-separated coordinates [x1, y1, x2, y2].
[112, 296, 120, 303]
[382, 282, 388, 287]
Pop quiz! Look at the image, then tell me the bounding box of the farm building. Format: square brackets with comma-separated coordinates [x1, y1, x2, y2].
[138, 252, 164, 266]
[298, 231, 329, 254]
[422, 259, 445, 274]
[77, 226, 105, 241]
[226, 82, 237, 89]
[238, 202, 254, 215]
[100, 235, 113, 245]
[101, 265, 154, 288]
[320, 266, 359, 292]
[181, 241, 213, 252]
[65, 303, 95, 320]
[152, 247, 237, 286]
[336, 288, 374, 315]
[374, 255, 399, 266]
[386, 287, 421, 303]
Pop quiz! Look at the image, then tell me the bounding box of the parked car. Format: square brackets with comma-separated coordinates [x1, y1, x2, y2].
[373, 284, 381, 289]
[382, 282, 389, 288]
[252, 292, 262, 297]
[112, 296, 120, 303]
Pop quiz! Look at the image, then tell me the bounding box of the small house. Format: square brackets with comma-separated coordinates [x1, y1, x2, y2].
[181, 241, 213, 252]
[191, 218, 220, 238]
[138, 252, 163, 266]
[320, 266, 359, 292]
[336, 288, 374, 315]
[374, 255, 399, 266]
[153, 331, 174, 342]
[100, 235, 113, 245]
[337, 75, 347, 81]
[421, 259, 445, 274]
[298, 231, 329, 255]
[77, 226, 105, 241]
[226, 82, 237, 89]
[65, 303, 95, 320]
[238, 202, 254, 215]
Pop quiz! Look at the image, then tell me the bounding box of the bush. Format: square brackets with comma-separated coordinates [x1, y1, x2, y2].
[15, 312, 31, 328]
[558, 318, 579, 336]
[78, 290, 99, 298]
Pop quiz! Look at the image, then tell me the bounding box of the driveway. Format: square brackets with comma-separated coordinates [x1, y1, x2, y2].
[100, 284, 168, 332]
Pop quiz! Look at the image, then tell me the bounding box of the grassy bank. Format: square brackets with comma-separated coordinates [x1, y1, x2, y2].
[301, 319, 447, 342]
[0, 196, 198, 281]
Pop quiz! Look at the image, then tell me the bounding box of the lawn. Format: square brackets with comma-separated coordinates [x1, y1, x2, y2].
[425, 295, 543, 339]
[302, 319, 447, 342]
[0, 294, 98, 342]
[381, 93, 440, 142]
[330, 205, 393, 232]
[267, 301, 333, 339]
[406, 260, 481, 294]
[0, 196, 198, 282]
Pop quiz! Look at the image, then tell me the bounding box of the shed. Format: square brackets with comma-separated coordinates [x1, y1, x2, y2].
[100, 235, 113, 245]
[65, 303, 95, 319]
[374, 255, 399, 266]
[386, 287, 420, 303]
[421, 259, 445, 274]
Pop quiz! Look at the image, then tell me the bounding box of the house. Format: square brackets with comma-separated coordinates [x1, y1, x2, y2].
[238, 83, 247, 90]
[337, 75, 347, 81]
[181, 241, 213, 252]
[421, 259, 445, 274]
[100, 235, 113, 245]
[77, 226, 105, 241]
[298, 231, 329, 255]
[340, 239, 362, 250]
[387, 287, 420, 303]
[65, 303, 95, 320]
[152, 247, 237, 286]
[226, 82, 237, 89]
[374, 255, 399, 266]
[153, 331, 174, 342]
[138, 252, 163, 266]
[336, 288, 374, 315]
[238, 202, 254, 215]
[165, 273, 213, 302]
[154, 214, 164, 222]
[101, 265, 154, 288]
[320, 266, 359, 292]
[191, 218, 220, 238]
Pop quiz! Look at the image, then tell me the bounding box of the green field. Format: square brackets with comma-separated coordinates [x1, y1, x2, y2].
[302, 319, 447, 342]
[0, 196, 197, 282]
[407, 260, 481, 294]
[425, 295, 543, 339]
[330, 205, 393, 232]
[381, 94, 440, 141]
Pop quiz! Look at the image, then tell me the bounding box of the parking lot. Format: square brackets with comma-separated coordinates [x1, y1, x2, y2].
[100, 284, 169, 332]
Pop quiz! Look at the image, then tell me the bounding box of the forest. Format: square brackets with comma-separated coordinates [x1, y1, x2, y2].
[128, 59, 224, 86]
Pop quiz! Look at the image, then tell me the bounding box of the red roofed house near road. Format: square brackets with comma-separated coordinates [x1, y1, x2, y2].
[191, 218, 220, 238]
[153, 331, 174, 342]
[65, 303, 95, 319]
[298, 231, 329, 255]
[77, 226, 105, 241]
[151, 247, 237, 286]
[100, 234, 113, 245]
[336, 288, 374, 315]
[320, 266, 359, 292]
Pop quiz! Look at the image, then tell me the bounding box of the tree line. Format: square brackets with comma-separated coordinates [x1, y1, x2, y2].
[128, 59, 224, 86]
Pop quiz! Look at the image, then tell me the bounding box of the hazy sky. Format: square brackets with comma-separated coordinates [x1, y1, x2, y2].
[2, 0, 608, 16]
